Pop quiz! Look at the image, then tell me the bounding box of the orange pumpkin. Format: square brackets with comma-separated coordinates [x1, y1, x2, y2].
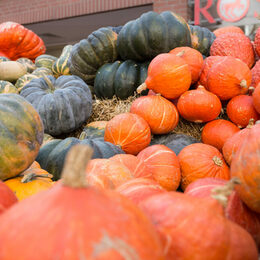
[130, 95, 179, 134]
[169, 46, 203, 84]
[207, 56, 252, 100]
[177, 85, 222, 123]
[178, 143, 230, 190]
[137, 144, 181, 191]
[253, 84, 260, 114]
[137, 53, 192, 99]
[251, 60, 260, 87]
[213, 26, 244, 37]
[0, 181, 17, 214]
[201, 119, 240, 151]
[104, 113, 151, 155]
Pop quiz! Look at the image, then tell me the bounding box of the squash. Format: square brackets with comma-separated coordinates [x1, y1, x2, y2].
[0, 61, 27, 81]
[0, 181, 18, 215]
[0, 94, 44, 180]
[251, 60, 260, 87]
[20, 75, 93, 136]
[117, 11, 192, 61]
[79, 121, 107, 140]
[213, 26, 244, 37]
[35, 54, 58, 70]
[32, 67, 53, 77]
[0, 80, 18, 94]
[15, 74, 39, 92]
[255, 27, 260, 57]
[16, 58, 36, 73]
[253, 84, 260, 114]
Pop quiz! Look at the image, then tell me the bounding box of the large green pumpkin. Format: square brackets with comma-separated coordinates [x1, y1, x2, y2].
[68, 27, 118, 84]
[20, 75, 93, 136]
[36, 137, 125, 180]
[117, 11, 192, 61]
[94, 60, 149, 99]
[0, 94, 44, 180]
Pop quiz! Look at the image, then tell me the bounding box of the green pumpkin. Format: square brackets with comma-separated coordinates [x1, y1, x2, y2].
[94, 60, 149, 99]
[68, 27, 118, 84]
[52, 45, 72, 77]
[16, 58, 36, 73]
[189, 25, 216, 56]
[0, 56, 10, 63]
[32, 67, 53, 77]
[117, 11, 192, 61]
[35, 55, 58, 70]
[79, 121, 107, 140]
[0, 81, 18, 94]
[15, 74, 39, 92]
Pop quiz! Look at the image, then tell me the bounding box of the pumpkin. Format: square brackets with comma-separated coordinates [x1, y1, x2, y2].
[116, 178, 166, 206]
[139, 191, 258, 260]
[36, 137, 125, 180]
[137, 145, 181, 191]
[32, 67, 53, 77]
[0, 61, 27, 82]
[188, 25, 216, 56]
[230, 123, 260, 213]
[227, 95, 260, 128]
[0, 181, 18, 214]
[20, 75, 93, 136]
[117, 11, 192, 61]
[130, 95, 179, 134]
[185, 177, 260, 248]
[15, 73, 39, 92]
[0, 80, 18, 94]
[178, 143, 230, 190]
[4, 161, 53, 200]
[0, 145, 165, 260]
[169, 46, 204, 84]
[35, 54, 58, 70]
[94, 60, 149, 99]
[52, 45, 72, 77]
[42, 133, 54, 146]
[110, 154, 152, 179]
[16, 58, 36, 73]
[137, 53, 192, 99]
[213, 26, 244, 37]
[201, 119, 240, 151]
[251, 60, 260, 87]
[104, 113, 151, 155]
[207, 56, 252, 100]
[210, 32, 255, 68]
[0, 94, 44, 180]
[0, 21, 46, 60]
[177, 85, 222, 123]
[68, 27, 118, 84]
[79, 121, 107, 140]
[253, 84, 260, 114]
[254, 27, 260, 57]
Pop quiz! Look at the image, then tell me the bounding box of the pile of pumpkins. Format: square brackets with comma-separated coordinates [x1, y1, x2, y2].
[0, 10, 260, 259]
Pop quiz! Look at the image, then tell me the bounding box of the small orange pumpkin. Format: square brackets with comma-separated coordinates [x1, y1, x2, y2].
[253, 84, 260, 114]
[213, 26, 244, 37]
[251, 60, 260, 87]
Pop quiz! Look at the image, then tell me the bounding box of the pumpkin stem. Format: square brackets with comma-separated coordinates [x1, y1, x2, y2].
[21, 173, 53, 183]
[176, 50, 185, 57]
[136, 83, 147, 94]
[78, 131, 87, 140]
[211, 177, 241, 207]
[248, 86, 255, 96]
[240, 79, 247, 88]
[246, 118, 255, 128]
[41, 73, 55, 92]
[61, 144, 93, 188]
[212, 156, 223, 167]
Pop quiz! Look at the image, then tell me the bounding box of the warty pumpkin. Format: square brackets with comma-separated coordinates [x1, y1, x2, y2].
[0, 181, 17, 214]
[251, 60, 260, 87]
[253, 83, 260, 114]
[254, 27, 260, 57]
[213, 26, 244, 37]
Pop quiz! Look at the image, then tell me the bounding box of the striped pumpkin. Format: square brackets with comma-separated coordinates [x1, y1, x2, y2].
[0, 81, 18, 94]
[15, 74, 39, 92]
[35, 54, 58, 70]
[32, 67, 53, 77]
[16, 58, 36, 73]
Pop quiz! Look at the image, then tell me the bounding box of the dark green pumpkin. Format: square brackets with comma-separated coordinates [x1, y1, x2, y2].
[20, 75, 93, 136]
[0, 80, 18, 94]
[68, 27, 118, 84]
[94, 60, 149, 99]
[35, 54, 58, 70]
[36, 137, 125, 180]
[117, 11, 192, 61]
[79, 121, 107, 140]
[16, 58, 36, 73]
[189, 25, 216, 56]
[32, 67, 53, 77]
[15, 74, 39, 92]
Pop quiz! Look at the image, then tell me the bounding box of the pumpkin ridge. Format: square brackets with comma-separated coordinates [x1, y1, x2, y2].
[141, 149, 174, 162]
[118, 121, 139, 146]
[79, 41, 99, 71]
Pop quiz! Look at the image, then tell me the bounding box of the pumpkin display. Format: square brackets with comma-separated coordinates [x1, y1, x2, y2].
[4, 161, 53, 201]
[137, 53, 192, 99]
[210, 32, 255, 68]
[68, 27, 118, 84]
[178, 143, 230, 190]
[0, 94, 44, 180]
[169, 46, 204, 84]
[16, 58, 36, 73]
[104, 113, 151, 155]
[35, 54, 58, 70]
[94, 60, 149, 99]
[201, 119, 240, 151]
[227, 95, 260, 128]
[0, 145, 165, 260]
[15, 73, 39, 92]
[0, 61, 27, 82]
[207, 56, 252, 100]
[137, 145, 181, 191]
[230, 123, 260, 213]
[0, 181, 18, 214]
[0, 80, 18, 94]
[36, 137, 125, 180]
[253, 83, 260, 114]
[254, 27, 260, 57]
[130, 95, 179, 134]
[188, 25, 216, 56]
[213, 26, 244, 37]
[177, 85, 222, 123]
[0, 21, 46, 60]
[251, 60, 260, 87]
[32, 67, 53, 77]
[20, 75, 93, 136]
[79, 121, 108, 140]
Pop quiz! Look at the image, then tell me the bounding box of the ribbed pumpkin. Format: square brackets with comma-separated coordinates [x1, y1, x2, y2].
[16, 58, 36, 73]
[231, 123, 260, 213]
[35, 54, 58, 70]
[139, 191, 258, 260]
[15, 73, 39, 92]
[253, 85, 260, 114]
[0, 145, 165, 260]
[169, 47, 204, 84]
[251, 60, 260, 87]
[227, 95, 260, 128]
[254, 27, 260, 57]
[104, 113, 151, 155]
[201, 119, 240, 151]
[79, 121, 108, 140]
[178, 143, 230, 190]
[137, 53, 192, 99]
[177, 85, 222, 123]
[0, 94, 44, 180]
[213, 26, 244, 37]
[207, 56, 252, 100]
[0, 181, 17, 214]
[130, 95, 179, 134]
[0, 80, 18, 93]
[4, 161, 53, 200]
[137, 145, 181, 191]
[210, 32, 255, 68]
